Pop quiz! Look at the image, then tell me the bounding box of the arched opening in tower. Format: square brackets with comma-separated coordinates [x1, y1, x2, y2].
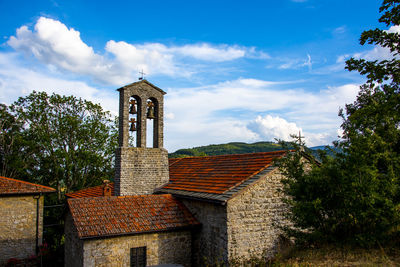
[146, 98, 158, 148]
[128, 95, 141, 147]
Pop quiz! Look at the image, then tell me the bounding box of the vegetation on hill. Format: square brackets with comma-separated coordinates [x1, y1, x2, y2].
[169, 141, 336, 159]
[277, 0, 400, 247]
[169, 141, 284, 158]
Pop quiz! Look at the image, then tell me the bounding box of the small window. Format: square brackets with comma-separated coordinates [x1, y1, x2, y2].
[130, 246, 146, 267]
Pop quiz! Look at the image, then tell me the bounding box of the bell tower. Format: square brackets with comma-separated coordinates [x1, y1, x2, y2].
[114, 80, 169, 196]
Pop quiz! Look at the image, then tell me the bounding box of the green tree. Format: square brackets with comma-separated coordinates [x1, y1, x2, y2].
[278, 0, 400, 246]
[0, 104, 28, 178]
[9, 91, 118, 200]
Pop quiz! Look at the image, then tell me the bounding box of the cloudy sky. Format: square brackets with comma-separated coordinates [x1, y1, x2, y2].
[0, 0, 395, 152]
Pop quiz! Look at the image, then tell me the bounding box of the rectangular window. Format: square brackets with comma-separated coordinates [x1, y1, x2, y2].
[130, 246, 146, 267]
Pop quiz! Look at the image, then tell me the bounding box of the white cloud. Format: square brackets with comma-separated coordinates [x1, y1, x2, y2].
[105, 40, 184, 80]
[302, 54, 312, 70]
[0, 49, 357, 151]
[331, 25, 399, 73]
[7, 17, 268, 86]
[278, 54, 313, 70]
[0, 52, 118, 115]
[246, 115, 340, 147]
[171, 43, 245, 62]
[7, 18, 113, 82]
[386, 25, 400, 34]
[352, 25, 399, 61]
[164, 78, 359, 150]
[3, 17, 364, 151]
[247, 115, 301, 141]
[333, 26, 347, 35]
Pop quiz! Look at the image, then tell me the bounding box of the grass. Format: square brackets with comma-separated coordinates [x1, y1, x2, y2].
[270, 244, 400, 267]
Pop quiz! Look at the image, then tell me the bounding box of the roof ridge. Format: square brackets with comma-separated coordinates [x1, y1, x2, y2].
[0, 176, 56, 192]
[67, 193, 171, 201]
[65, 182, 114, 198]
[169, 157, 184, 166]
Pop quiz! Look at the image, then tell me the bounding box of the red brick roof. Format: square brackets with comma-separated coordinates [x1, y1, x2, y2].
[164, 151, 286, 194]
[0, 176, 56, 195]
[68, 194, 200, 239]
[65, 183, 115, 198]
[66, 151, 287, 199]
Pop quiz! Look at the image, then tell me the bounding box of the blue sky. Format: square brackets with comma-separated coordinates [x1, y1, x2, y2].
[0, 0, 396, 152]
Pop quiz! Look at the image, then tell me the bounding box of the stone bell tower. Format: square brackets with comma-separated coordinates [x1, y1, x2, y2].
[114, 80, 169, 196]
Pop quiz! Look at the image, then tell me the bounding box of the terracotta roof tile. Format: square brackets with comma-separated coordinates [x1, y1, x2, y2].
[0, 176, 56, 195]
[68, 194, 200, 239]
[65, 183, 115, 198]
[163, 151, 286, 194]
[66, 151, 287, 199]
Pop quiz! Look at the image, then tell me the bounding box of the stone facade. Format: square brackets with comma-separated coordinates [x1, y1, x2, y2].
[180, 168, 289, 265]
[115, 80, 169, 196]
[114, 147, 169, 196]
[227, 168, 289, 260]
[180, 199, 228, 265]
[117, 80, 165, 149]
[65, 215, 192, 267]
[0, 195, 44, 265]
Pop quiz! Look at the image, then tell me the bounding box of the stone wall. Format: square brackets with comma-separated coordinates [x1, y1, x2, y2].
[0, 195, 43, 265]
[226, 168, 289, 260]
[180, 199, 228, 265]
[64, 213, 84, 267]
[65, 223, 192, 267]
[114, 147, 169, 196]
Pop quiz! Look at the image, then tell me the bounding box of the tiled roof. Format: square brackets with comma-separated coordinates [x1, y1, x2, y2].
[66, 151, 287, 202]
[0, 176, 56, 195]
[67, 194, 200, 239]
[162, 151, 286, 195]
[160, 165, 277, 203]
[65, 182, 115, 198]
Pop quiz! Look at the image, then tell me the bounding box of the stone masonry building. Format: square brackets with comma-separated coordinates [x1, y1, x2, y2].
[0, 176, 56, 265]
[65, 80, 293, 266]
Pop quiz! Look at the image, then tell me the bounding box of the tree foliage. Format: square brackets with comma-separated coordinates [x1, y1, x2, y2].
[278, 0, 400, 246]
[0, 104, 26, 178]
[1, 91, 118, 200]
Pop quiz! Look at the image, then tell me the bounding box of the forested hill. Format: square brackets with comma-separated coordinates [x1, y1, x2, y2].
[169, 141, 285, 158]
[169, 141, 334, 158]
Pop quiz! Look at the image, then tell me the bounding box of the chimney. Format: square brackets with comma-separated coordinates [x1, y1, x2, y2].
[103, 180, 112, 197]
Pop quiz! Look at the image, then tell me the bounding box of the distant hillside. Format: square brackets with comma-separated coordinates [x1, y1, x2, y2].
[169, 142, 335, 159]
[169, 141, 284, 158]
[309, 145, 340, 159]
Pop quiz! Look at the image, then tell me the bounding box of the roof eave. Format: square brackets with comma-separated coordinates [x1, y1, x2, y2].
[0, 191, 55, 196]
[78, 224, 201, 240]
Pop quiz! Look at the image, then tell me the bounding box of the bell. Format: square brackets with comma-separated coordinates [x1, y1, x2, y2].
[129, 100, 137, 114]
[130, 123, 136, 131]
[129, 104, 137, 114]
[146, 103, 155, 119]
[129, 118, 136, 131]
